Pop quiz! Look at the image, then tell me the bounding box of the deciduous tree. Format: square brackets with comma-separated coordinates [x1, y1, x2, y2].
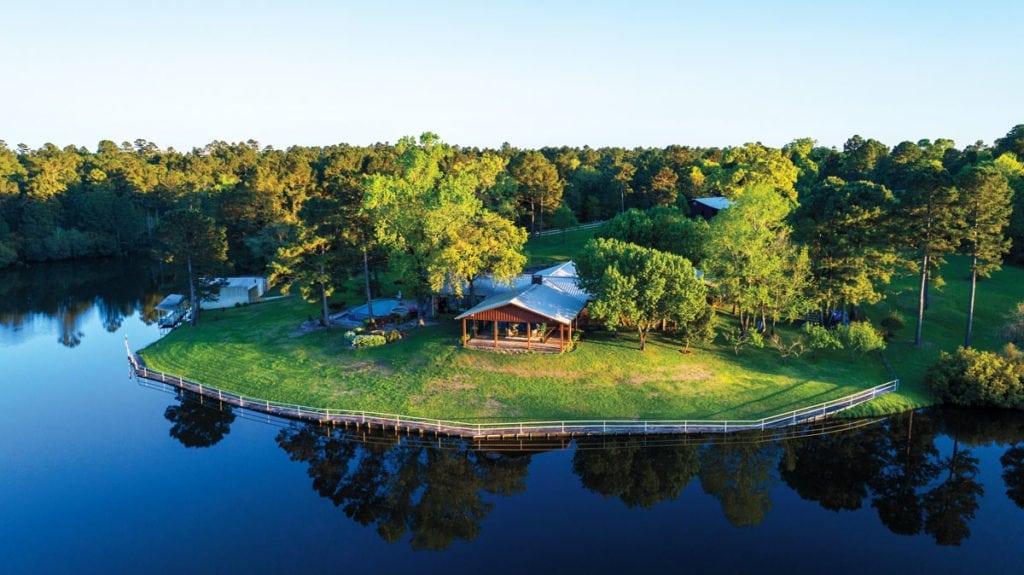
[576, 238, 707, 351]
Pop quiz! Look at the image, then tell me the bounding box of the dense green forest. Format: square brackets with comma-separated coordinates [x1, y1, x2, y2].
[2, 127, 1020, 269]
[2, 127, 1023, 338]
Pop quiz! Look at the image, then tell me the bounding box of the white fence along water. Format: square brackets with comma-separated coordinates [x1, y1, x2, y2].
[126, 338, 898, 439]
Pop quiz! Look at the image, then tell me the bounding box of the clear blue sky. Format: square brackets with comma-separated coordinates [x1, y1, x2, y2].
[2, 0, 1021, 151]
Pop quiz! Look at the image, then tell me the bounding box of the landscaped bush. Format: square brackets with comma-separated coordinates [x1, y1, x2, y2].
[804, 322, 885, 355]
[805, 324, 842, 350]
[343, 330, 357, 341]
[384, 329, 403, 343]
[927, 346, 1024, 408]
[351, 334, 387, 348]
[840, 321, 886, 354]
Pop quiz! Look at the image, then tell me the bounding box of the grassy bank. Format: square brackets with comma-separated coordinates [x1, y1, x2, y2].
[139, 223, 1022, 423]
[139, 293, 893, 422]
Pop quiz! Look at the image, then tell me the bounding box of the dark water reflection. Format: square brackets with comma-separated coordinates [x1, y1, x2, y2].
[4, 261, 1024, 573]
[0, 259, 163, 347]
[166, 385, 1024, 552]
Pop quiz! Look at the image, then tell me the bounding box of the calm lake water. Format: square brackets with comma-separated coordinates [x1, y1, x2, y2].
[2, 261, 1024, 574]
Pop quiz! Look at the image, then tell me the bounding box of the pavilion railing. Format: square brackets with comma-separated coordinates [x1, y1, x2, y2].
[126, 339, 898, 438]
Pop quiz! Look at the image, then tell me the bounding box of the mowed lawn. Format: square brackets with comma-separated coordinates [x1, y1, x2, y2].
[855, 256, 1024, 416]
[139, 293, 894, 423]
[135, 227, 1024, 423]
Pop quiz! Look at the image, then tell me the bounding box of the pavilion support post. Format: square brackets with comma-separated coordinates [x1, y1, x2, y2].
[560, 323, 565, 352]
[527, 323, 532, 351]
[462, 318, 467, 347]
[568, 322, 572, 350]
[493, 321, 498, 350]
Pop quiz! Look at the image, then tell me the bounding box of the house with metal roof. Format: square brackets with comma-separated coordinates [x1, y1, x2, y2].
[455, 261, 589, 353]
[690, 197, 732, 220]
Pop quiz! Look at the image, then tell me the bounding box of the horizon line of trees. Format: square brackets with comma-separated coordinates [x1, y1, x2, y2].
[2, 126, 1022, 338]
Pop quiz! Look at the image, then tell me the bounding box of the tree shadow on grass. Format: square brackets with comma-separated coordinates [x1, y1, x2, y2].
[702, 382, 846, 420]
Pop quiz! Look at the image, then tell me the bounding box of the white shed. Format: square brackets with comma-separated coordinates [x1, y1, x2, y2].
[201, 276, 268, 310]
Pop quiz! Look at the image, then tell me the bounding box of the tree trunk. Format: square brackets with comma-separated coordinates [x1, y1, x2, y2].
[530, 197, 536, 235]
[924, 269, 931, 311]
[638, 327, 646, 351]
[320, 281, 330, 328]
[965, 257, 978, 348]
[363, 245, 375, 323]
[915, 253, 928, 346]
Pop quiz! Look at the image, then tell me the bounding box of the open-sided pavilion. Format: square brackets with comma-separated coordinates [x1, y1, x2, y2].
[455, 278, 587, 354]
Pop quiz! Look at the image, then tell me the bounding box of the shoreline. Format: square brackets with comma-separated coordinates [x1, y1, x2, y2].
[128, 342, 900, 438]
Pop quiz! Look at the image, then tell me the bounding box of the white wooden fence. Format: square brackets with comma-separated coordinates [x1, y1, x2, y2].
[126, 339, 897, 439]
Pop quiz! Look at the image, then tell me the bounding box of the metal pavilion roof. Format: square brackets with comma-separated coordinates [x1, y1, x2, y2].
[455, 282, 588, 325]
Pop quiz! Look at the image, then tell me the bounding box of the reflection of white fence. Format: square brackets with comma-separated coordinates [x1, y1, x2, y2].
[126, 339, 897, 439]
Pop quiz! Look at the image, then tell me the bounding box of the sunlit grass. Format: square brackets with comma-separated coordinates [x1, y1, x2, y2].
[136, 236, 1024, 423]
[848, 256, 1024, 416]
[139, 294, 894, 422]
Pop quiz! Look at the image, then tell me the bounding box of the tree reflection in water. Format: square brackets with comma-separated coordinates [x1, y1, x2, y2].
[572, 437, 700, 509]
[276, 424, 531, 550]
[162, 406, 1024, 549]
[0, 259, 163, 348]
[780, 409, 1017, 546]
[164, 391, 236, 448]
[1001, 444, 1024, 508]
[575, 409, 1022, 543]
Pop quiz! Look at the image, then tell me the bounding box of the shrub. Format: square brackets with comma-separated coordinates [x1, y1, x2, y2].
[351, 334, 387, 348]
[384, 329, 403, 343]
[343, 330, 357, 341]
[927, 347, 1024, 408]
[770, 333, 805, 359]
[840, 321, 886, 354]
[805, 324, 842, 350]
[880, 311, 905, 342]
[723, 328, 765, 355]
[1004, 302, 1024, 345]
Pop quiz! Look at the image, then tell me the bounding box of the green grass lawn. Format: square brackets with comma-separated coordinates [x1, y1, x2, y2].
[851, 256, 1024, 416]
[523, 226, 597, 268]
[140, 232, 1022, 423]
[139, 293, 894, 423]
